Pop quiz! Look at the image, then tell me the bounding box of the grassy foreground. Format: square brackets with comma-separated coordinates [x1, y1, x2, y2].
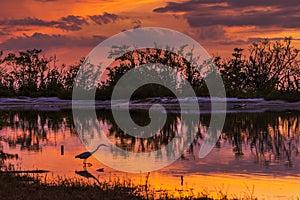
[0, 173, 143, 200]
[0, 173, 258, 200]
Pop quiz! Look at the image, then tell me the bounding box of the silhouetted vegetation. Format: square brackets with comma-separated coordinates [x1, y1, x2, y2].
[0, 38, 299, 101]
[215, 38, 300, 101]
[0, 172, 258, 200]
[0, 49, 81, 99]
[100, 38, 300, 101]
[0, 173, 144, 200]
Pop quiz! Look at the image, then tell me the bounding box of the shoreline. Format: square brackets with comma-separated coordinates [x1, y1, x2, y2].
[0, 96, 299, 112]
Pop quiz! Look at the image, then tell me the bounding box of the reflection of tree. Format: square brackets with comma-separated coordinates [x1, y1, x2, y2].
[0, 111, 74, 152]
[0, 111, 19, 170]
[267, 114, 300, 167]
[0, 149, 18, 171]
[1, 110, 300, 168]
[97, 110, 300, 168]
[97, 109, 179, 153]
[221, 112, 300, 167]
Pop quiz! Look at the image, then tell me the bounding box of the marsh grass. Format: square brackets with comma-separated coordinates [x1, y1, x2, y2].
[0, 172, 258, 200]
[0, 172, 142, 200]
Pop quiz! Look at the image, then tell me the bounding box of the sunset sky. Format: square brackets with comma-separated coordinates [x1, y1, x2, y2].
[1, 0, 300, 65]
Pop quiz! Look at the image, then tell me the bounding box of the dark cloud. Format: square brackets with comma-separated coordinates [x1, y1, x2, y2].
[89, 12, 119, 25]
[227, 0, 300, 9]
[0, 13, 119, 31]
[188, 14, 271, 27]
[196, 25, 225, 40]
[56, 15, 89, 31]
[154, 0, 300, 12]
[153, 0, 300, 28]
[0, 16, 86, 31]
[0, 17, 55, 26]
[154, 1, 200, 13]
[0, 32, 107, 51]
[217, 37, 300, 46]
[247, 37, 300, 43]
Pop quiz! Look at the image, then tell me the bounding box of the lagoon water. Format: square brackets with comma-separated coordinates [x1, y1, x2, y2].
[0, 100, 300, 199]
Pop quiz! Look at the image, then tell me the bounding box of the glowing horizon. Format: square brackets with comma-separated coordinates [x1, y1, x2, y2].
[1, 0, 300, 65]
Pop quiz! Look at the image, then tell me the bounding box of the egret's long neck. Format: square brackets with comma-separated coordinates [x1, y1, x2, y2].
[92, 145, 101, 154]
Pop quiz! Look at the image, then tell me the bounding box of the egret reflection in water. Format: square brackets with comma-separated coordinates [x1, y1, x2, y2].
[75, 169, 101, 185]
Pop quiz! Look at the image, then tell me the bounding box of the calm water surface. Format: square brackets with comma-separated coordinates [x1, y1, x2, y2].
[0, 109, 300, 199]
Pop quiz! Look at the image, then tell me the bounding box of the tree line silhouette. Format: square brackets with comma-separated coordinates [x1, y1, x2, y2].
[0, 49, 81, 98]
[0, 38, 299, 101]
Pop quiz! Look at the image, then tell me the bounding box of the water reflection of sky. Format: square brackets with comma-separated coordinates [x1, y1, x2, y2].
[0, 109, 300, 199]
